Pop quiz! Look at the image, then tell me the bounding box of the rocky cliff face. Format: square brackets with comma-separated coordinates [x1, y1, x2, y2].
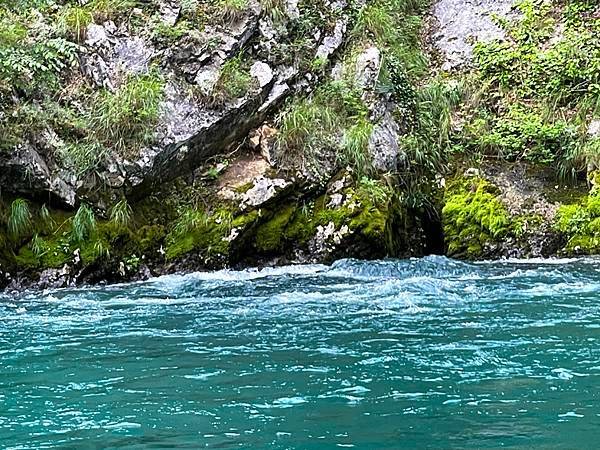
[0, 0, 599, 290]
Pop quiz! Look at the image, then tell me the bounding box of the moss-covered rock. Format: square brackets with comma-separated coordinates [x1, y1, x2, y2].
[555, 194, 600, 255]
[443, 177, 512, 258]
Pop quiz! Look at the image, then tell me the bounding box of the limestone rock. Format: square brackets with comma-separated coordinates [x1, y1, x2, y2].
[588, 120, 600, 137]
[250, 61, 274, 88]
[240, 176, 291, 209]
[355, 46, 381, 92]
[432, 0, 514, 69]
[369, 112, 401, 173]
[315, 18, 347, 60]
[0, 144, 76, 206]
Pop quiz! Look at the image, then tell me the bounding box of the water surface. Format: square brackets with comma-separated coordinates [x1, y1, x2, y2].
[2, 257, 600, 449]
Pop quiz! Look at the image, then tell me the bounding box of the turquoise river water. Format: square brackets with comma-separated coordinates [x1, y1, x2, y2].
[1, 257, 600, 449]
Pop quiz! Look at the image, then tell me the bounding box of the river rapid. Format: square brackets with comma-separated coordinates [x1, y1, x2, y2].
[1, 256, 600, 449]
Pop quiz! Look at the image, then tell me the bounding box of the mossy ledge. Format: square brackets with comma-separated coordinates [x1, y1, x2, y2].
[0, 170, 432, 290]
[441, 165, 593, 260]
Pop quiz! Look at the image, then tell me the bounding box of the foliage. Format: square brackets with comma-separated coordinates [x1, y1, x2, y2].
[443, 179, 511, 257]
[353, 0, 429, 78]
[555, 187, 600, 254]
[89, 72, 164, 153]
[468, 0, 600, 176]
[71, 204, 97, 243]
[0, 18, 79, 97]
[461, 103, 579, 165]
[475, 0, 599, 109]
[8, 199, 32, 238]
[276, 80, 373, 176]
[109, 199, 132, 229]
[59, 6, 93, 42]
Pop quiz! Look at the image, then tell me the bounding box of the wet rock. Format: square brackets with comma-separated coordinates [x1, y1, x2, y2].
[36, 265, 73, 290]
[308, 221, 352, 262]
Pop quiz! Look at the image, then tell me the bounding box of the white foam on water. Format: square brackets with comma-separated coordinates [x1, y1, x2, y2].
[153, 263, 330, 285]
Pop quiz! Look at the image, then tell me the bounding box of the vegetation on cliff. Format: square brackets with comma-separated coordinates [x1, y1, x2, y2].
[0, 0, 599, 288]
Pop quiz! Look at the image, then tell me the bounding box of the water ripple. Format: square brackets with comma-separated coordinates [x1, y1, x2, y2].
[2, 256, 600, 448]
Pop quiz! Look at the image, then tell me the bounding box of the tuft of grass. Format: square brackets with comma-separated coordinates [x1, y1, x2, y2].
[93, 240, 111, 259]
[60, 6, 93, 42]
[353, 0, 428, 78]
[341, 119, 374, 177]
[71, 204, 97, 243]
[86, 0, 136, 22]
[90, 72, 164, 153]
[8, 198, 32, 238]
[276, 80, 373, 175]
[58, 141, 108, 176]
[39, 204, 56, 233]
[260, 0, 285, 21]
[30, 233, 47, 257]
[109, 199, 132, 229]
[401, 79, 463, 173]
[173, 208, 209, 236]
[212, 53, 253, 104]
[215, 0, 249, 24]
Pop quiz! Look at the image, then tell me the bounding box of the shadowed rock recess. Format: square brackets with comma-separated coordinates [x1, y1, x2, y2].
[0, 0, 599, 289]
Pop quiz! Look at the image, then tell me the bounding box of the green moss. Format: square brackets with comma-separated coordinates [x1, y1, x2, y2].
[164, 206, 252, 262]
[443, 178, 511, 258]
[255, 205, 296, 253]
[133, 225, 166, 253]
[554, 192, 600, 254]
